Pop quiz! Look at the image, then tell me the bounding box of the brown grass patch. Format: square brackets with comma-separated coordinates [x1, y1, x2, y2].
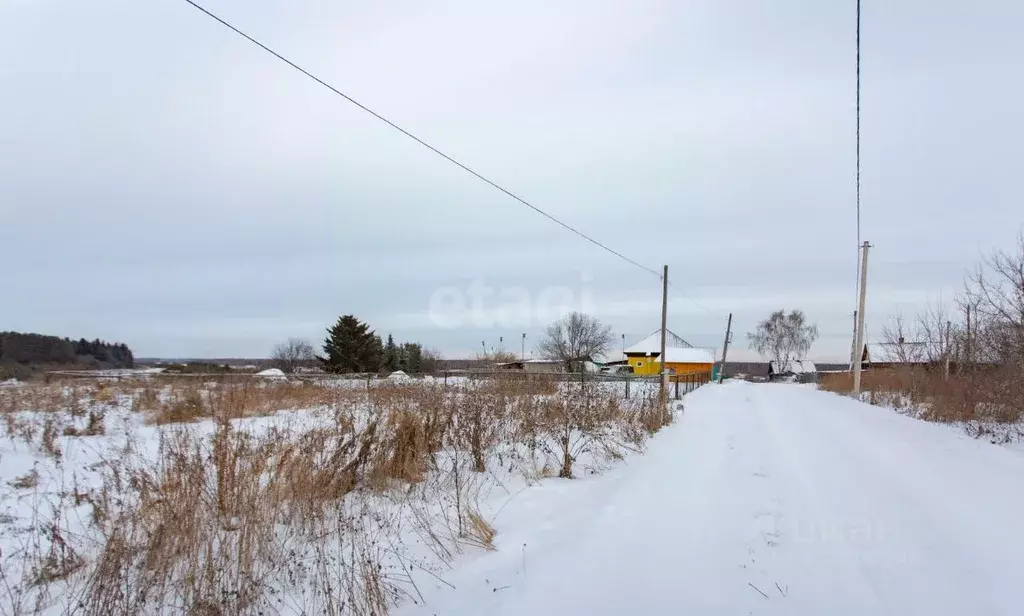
[2, 375, 680, 614]
[820, 367, 1023, 424]
[9, 469, 39, 490]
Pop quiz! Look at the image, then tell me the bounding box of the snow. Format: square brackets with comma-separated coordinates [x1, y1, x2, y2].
[398, 382, 1024, 615]
[661, 347, 716, 364]
[0, 379, 21, 388]
[256, 368, 286, 377]
[386, 370, 410, 380]
[623, 329, 694, 354]
[865, 342, 928, 363]
[5, 380, 1022, 614]
[769, 359, 816, 374]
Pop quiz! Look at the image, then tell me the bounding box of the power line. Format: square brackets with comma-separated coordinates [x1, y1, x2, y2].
[179, 0, 662, 279]
[666, 280, 715, 314]
[856, 0, 862, 248]
[854, 0, 863, 305]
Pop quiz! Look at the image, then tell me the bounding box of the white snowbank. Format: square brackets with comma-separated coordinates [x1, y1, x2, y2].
[256, 368, 286, 377]
[387, 370, 410, 381]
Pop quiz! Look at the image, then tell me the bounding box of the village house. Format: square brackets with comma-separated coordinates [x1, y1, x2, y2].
[623, 329, 716, 380]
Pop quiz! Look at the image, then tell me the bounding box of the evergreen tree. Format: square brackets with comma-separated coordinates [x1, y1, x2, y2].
[400, 342, 423, 373]
[383, 334, 399, 372]
[321, 315, 383, 373]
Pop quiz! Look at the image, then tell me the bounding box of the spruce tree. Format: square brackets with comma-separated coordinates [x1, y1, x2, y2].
[322, 315, 384, 373]
[383, 334, 399, 372]
[400, 342, 423, 373]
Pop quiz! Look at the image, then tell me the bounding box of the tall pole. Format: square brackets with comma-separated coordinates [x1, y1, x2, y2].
[944, 320, 951, 380]
[849, 310, 858, 370]
[659, 265, 669, 406]
[852, 241, 870, 394]
[965, 304, 972, 369]
[718, 313, 733, 384]
[521, 333, 526, 362]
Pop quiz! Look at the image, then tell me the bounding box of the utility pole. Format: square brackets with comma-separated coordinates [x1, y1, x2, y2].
[621, 333, 625, 355]
[659, 265, 669, 406]
[965, 304, 972, 370]
[849, 310, 858, 370]
[718, 313, 733, 384]
[944, 320, 952, 380]
[521, 333, 526, 362]
[852, 241, 871, 394]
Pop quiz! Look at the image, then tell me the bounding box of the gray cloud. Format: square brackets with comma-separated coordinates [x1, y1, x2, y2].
[2, 0, 1022, 361]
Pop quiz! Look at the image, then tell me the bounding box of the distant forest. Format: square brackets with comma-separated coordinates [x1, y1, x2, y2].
[0, 331, 134, 378]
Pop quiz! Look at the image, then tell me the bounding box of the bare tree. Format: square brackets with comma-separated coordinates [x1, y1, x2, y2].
[748, 310, 818, 372]
[915, 299, 958, 363]
[879, 312, 926, 363]
[421, 347, 443, 373]
[537, 312, 613, 372]
[963, 232, 1024, 367]
[270, 338, 316, 374]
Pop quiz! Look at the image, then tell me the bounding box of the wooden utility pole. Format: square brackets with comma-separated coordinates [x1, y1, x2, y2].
[718, 313, 733, 384]
[852, 241, 871, 394]
[659, 265, 669, 405]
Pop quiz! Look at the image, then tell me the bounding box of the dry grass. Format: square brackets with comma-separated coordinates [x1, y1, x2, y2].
[820, 367, 1024, 424]
[0, 375, 673, 614]
[9, 469, 39, 490]
[464, 509, 497, 551]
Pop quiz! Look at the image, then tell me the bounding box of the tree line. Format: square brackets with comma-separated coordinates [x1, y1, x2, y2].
[0, 331, 135, 378]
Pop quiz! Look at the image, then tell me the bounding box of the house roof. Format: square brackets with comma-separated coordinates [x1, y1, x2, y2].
[769, 359, 817, 374]
[661, 347, 716, 364]
[496, 358, 563, 368]
[624, 329, 694, 355]
[864, 342, 929, 363]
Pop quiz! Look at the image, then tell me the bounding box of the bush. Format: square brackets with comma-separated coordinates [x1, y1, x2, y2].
[820, 367, 1022, 424]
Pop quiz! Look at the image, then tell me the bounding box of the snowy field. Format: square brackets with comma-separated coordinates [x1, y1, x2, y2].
[2, 379, 1021, 614]
[397, 381, 1024, 616]
[0, 377, 665, 614]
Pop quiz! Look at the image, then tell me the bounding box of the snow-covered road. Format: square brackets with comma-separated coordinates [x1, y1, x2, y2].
[402, 381, 1024, 615]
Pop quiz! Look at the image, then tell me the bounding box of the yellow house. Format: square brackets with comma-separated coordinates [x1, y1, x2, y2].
[624, 330, 715, 379]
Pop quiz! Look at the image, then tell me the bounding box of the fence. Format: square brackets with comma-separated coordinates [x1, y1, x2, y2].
[41, 368, 716, 400]
[428, 369, 714, 400]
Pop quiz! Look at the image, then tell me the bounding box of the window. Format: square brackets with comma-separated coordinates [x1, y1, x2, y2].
[636, 361, 642, 368]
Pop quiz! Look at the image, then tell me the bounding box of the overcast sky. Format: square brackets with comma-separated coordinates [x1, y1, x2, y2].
[2, 0, 1022, 361]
